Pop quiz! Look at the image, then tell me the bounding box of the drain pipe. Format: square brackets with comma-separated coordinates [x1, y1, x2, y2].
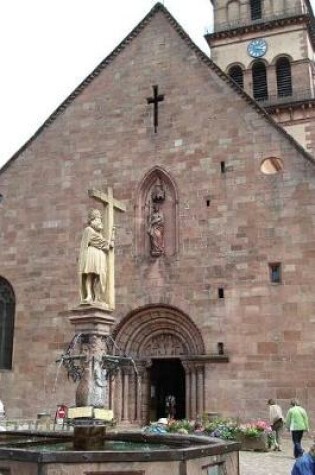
[179, 460, 187, 475]
[37, 463, 45, 475]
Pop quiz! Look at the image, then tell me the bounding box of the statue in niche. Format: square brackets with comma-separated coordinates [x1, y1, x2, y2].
[79, 208, 113, 305]
[147, 182, 166, 257]
[147, 203, 165, 257]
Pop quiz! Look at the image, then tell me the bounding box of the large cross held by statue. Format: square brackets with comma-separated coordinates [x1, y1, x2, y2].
[147, 85, 164, 133]
[88, 187, 126, 310]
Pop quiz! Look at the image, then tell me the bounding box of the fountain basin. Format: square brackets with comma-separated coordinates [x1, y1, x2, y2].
[0, 430, 240, 474]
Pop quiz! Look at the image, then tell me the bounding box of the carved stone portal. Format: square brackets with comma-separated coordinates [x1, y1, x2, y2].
[142, 334, 186, 356]
[110, 306, 206, 423]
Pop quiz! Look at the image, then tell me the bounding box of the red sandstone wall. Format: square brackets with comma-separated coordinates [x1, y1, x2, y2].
[1, 11, 315, 422]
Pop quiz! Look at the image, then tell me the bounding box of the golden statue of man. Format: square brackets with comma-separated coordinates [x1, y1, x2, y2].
[79, 208, 113, 304]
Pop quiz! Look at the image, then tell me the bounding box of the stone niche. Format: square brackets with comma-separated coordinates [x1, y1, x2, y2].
[135, 166, 178, 258]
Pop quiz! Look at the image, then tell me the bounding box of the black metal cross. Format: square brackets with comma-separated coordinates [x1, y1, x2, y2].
[147, 85, 165, 133]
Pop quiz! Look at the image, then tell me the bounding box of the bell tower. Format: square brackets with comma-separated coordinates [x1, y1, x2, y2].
[206, 0, 315, 155]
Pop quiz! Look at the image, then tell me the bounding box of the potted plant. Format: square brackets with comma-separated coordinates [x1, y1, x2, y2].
[236, 420, 273, 451]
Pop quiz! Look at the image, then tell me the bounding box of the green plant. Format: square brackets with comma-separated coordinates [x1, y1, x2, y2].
[204, 417, 240, 440]
[167, 419, 194, 433]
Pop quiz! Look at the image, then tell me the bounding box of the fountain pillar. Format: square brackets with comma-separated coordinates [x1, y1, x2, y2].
[60, 303, 127, 449]
[66, 304, 116, 420]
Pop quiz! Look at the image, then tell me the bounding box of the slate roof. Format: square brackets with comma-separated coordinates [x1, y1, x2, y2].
[1, 2, 314, 174]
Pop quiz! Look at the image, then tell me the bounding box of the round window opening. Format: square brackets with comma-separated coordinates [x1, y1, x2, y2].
[260, 157, 284, 175]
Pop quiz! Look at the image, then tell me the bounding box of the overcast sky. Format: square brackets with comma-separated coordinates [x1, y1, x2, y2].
[0, 0, 314, 170]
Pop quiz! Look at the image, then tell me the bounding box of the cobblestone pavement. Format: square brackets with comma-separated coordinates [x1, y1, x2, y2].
[240, 436, 313, 475]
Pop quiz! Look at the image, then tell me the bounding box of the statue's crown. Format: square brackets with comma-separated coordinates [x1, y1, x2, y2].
[88, 208, 101, 222]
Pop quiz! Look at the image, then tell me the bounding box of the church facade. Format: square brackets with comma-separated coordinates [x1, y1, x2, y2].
[1, 1, 315, 424]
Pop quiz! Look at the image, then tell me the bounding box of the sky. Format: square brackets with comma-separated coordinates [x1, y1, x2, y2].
[0, 0, 314, 170]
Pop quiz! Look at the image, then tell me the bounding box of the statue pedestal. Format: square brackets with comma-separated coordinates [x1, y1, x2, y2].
[68, 303, 115, 336]
[68, 406, 113, 421]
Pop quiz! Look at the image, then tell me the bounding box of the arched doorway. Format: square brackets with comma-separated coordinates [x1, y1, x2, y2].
[111, 305, 205, 424]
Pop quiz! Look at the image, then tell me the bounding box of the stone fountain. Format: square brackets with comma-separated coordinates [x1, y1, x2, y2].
[58, 187, 131, 449]
[0, 187, 241, 475]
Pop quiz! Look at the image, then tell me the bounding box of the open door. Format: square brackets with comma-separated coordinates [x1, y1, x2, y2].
[149, 358, 185, 421]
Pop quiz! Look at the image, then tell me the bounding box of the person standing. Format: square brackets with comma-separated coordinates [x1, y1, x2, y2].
[0, 400, 5, 419]
[267, 398, 284, 451]
[285, 399, 309, 459]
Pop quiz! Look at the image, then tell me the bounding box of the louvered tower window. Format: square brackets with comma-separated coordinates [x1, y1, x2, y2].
[250, 0, 262, 20]
[276, 57, 292, 97]
[0, 278, 15, 369]
[228, 66, 244, 89]
[252, 61, 268, 101]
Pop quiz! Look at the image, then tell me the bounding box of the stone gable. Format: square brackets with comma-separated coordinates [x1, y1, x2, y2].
[0, 5, 315, 421]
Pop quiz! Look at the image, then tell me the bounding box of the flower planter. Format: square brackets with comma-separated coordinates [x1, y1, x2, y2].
[236, 432, 269, 451]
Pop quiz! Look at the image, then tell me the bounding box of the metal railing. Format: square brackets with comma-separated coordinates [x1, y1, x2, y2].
[254, 88, 315, 107]
[207, 5, 307, 34]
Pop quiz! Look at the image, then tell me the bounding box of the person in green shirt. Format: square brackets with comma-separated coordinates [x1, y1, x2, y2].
[285, 399, 309, 459]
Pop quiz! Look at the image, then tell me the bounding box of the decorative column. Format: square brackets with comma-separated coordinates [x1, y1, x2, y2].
[182, 360, 205, 420]
[131, 369, 138, 422]
[122, 368, 130, 422]
[113, 368, 122, 422]
[182, 362, 191, 420]
[136, 362, 148, 425]
[190, 366, 197, 419]
[196, 364, 205, 417]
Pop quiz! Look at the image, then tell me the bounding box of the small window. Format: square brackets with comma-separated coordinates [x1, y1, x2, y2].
[217, 342, 225, 355]
[228, 65, 244, 89]
[250, 0, 262, 20]
[218, 287, 225, 299]
[220, 161, 226, 174]
[260, 157, 284, 175]
[269, 263, 281, 284]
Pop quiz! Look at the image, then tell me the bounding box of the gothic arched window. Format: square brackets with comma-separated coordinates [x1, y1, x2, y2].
[228, 65, 244, 89]
[252, 61, 268, 101]
[276, 57, 292, 97]
[0, 277, 15, 369]
[250, 0, 262, 20]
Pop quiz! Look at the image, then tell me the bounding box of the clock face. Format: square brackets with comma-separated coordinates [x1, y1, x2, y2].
[247, 39, 268, 58]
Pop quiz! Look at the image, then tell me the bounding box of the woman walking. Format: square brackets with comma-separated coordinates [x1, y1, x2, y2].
[285, 399, 309, 459]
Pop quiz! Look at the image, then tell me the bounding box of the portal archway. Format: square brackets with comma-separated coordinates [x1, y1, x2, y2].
[110, 305, 206, 424]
